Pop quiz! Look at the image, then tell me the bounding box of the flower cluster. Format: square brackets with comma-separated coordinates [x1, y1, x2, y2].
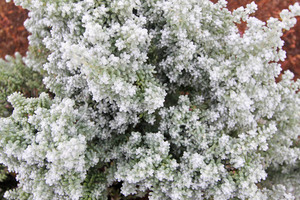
[1, 0, 300, 199]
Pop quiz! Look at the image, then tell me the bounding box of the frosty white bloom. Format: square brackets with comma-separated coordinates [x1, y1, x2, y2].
[0, 0, 300, 199]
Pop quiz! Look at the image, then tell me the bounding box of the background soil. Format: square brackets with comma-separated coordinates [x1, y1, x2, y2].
[0, 0, 28, 58]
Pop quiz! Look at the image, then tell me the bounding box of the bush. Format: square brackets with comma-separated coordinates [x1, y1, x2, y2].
[1, 0, 300, 199]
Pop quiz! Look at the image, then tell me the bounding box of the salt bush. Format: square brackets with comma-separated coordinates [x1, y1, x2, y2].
[1, 0, 300, 199]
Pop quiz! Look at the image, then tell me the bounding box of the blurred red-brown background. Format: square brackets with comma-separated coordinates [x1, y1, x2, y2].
[0, 0, 28, 58]
[0, 0, 299, 79]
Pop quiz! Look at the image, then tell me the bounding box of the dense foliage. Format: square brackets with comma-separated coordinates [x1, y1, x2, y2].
[0, 52, 45, 198]
[1, 0, 300, 199]
[0, 53, 45, 117]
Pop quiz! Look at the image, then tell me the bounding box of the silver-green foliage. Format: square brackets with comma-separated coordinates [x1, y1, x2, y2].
[0, 53, 45, 117]
[2, 0, 300, 199]
[0, 52, 46, 198]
